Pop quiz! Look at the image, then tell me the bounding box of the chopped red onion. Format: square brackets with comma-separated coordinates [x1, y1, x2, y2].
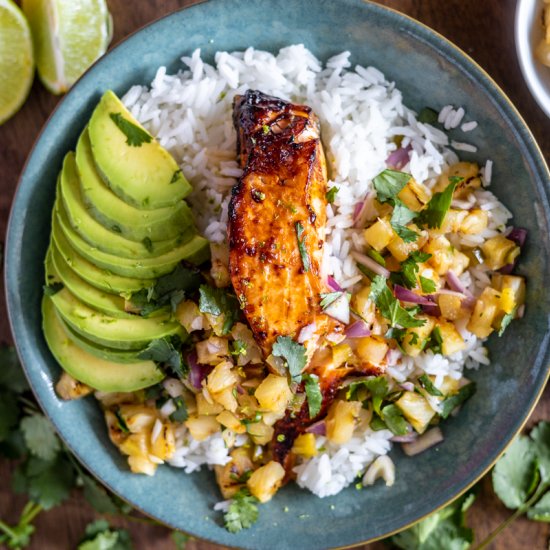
[353, 195, 372, 229]
[327, 276, 343, 292]
[298, 322, 317, 343]
[517, 304, 525, 318]
[402, 427, 444, 456]
[386, 348, 402, 366]
[345, 320, 371, 338]
[391, 433, 418, 443]
[353, 201, 365, 222]
[352, 251, 391, 278]
[400, 381, 415, 392]
[421, 303, 441, 317]
[498, 263, 516, 275]
[394, 285, 435, 305]
[187, 351, 207, 390]
[386, 145, 412, 169]
[507, 227, 528, 247]
[446, 270, 473, 298]
[306, 420, 326, 435]
[324, 293, 350, 324]
[436, 288, 466, 298]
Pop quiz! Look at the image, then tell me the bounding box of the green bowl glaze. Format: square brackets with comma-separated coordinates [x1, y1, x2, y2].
[5, 1, 550, 548]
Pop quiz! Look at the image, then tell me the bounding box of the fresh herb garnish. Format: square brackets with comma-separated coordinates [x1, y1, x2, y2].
[373, 169, 411, 204]
[425, 326, 443, 355]
[77, 519, 133, 550]
[137, 336, 185, 378]
[262, 124, 270, 134]
[230, 339, 247, 356]
[169, 396, 188, 423]
[418, 374, 443, 397]
[20, 415, 61, 461]
[417, 107, 440, 125]
[43, 282, 64, 297]
[369, 275, 426, 328]
[498, 307, 517, 337]
[326, 186, 339, 203]
[420, 181, 457, 229]
[199, 285, 240, 334]
[396, 251, 432, 289]
[439, 382, 476, 419]
[224, 488, 259, 533]
[295, 222, 310, 272]
[380, 404, 408, 436]
[114, 408, 129, 434]
[272, 336, 307, 383]
[319, 291, 349, 310]
[304, 374, 322, 418]
[390, 202, 419, 243]
[419, 276, 436, 293]
[367, 249, 386, 266]
[109, 112, 152, 147]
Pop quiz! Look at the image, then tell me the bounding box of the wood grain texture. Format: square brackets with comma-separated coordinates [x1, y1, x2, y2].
[0, 0, 548, 548]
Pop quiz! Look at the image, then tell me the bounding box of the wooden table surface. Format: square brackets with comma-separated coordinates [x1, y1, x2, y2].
[1, 0, 549, 548]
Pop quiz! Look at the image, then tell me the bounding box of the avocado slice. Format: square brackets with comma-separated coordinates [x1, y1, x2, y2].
[49, 243, 132, 318]
[42, 296, 164, 392]
[60, 152, 193, 258]
[51, 215, 156, 294]
[55, 197, 209, 278]
[88, 90, 192, 209]
[76, 129, 194, 242]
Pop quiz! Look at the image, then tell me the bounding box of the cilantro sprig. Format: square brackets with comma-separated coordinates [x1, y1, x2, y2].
[198, 285, 240, 334]
[272, 336, 307, 383]
[304, 374, 322, 418]
[224, 489, 259, 533]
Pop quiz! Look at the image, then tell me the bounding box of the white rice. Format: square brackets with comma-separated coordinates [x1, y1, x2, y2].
[122, 45, 514, 498]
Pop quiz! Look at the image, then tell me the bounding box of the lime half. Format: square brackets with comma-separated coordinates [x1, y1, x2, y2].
[22, 0, 111, 95]
[0, 0, 34, 125]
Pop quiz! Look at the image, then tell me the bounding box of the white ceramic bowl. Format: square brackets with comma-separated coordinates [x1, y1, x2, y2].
[516, 0, 550, 117]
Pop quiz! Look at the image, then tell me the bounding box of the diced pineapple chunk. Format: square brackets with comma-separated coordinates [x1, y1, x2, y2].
[397, 184, 423, 212]
[292, 433, 318, 458]
[215, 448, 253, 499]
[127, 455, 157, 476]
[356, 336, 389, 365]
[364, 217, 394, 251]
[439, 376, 460, 396]
[196, 393, 224, 416]
[438, 162, 481, 197]
[351, 285, 375, 322]
[408, 178, 432, 204]
[326, 400, 362, 444]
[185, 415, 220, 441]
[247, 461, 285, 503]
[211, 387, 239, 413]
[151, 422, 176, 460]
[118, 405, 157, 434]
[119, 432, 149, 458]
[196, 336, 229, 365]
[467, 287, 501, 338]
[460, 209, 488, 235]
[176, 300, 208, 333]
[216, 410, 246, 434]
[387, 231, 420, 262]
[436, 319, 466, 356]
[449, 250, 470, 276]
[254, 374, 292, 413]
[332, 343, 353, 368]
[55, 372, 93, 400]
[395, 391, 435, 434]
[499, 287, 516, 314]
[424, 235, 453, 274]
[438, 294, 463, 321]
[440, 209, 468, 234]
[401, 316, 435, 357]
[206, 361, 238, 394]
[246, 421, 274, 445]
[493, 274, 525, 310]
[481, 235, 520, 270]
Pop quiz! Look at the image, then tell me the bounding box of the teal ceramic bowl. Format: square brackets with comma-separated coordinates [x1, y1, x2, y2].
[5, 0, 550, 548]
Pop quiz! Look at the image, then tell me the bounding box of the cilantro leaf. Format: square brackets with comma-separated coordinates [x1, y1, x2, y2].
[425, 326, 443, 355]
[391, 201, 418, 237]
[20, 414, 60, 461]
[369, 275, 426, 328]
[439, 382, 476, 419]
[171, 531, 191, 549]
[492, 434, 538, 509]
[169, 396, 188, 423]
[224, 489, 259, 533]
[527, 491, 550, 522]
[397, 251, 432, 290]
[78, 519, 133, 550]
[391, 491, 475, 550]
[81, 474, 120, 515]
[0, 346, 29, 393]
[137, 337, 184, 378]
[418, 374, 443, 397]
[199, 285, 240, 334]
[380, 404, 408, 436]
[373, 169, 411, 204]
[43, 282, 64, 296]
[295, 222, 310, 272]
[272, 336, 307, 383]
[109, 112, 152, 147]
[420, 276, 436, 293]
[530, 422, 550, 483]
[498, 307, 517, 337]
[420, 181, 457, 229]
[367, 376, 389, 414]
[0, 522, 35, 549]
[326, 186, 339, 203]
[392, 223, 419, 243]
[304, 374, 322, 418]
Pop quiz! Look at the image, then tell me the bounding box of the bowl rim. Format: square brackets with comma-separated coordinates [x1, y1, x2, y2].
[515, 0, 550, 118]
[4, 0, 550, 547]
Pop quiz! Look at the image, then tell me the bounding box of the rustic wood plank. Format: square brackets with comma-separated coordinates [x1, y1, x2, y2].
[1, 1, 548, 548]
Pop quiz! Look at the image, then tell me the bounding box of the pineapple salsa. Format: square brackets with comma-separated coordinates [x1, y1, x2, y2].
[55, 160, 525, 532]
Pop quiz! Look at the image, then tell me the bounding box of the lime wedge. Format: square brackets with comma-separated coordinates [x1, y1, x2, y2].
[22, 0, 111, 95]
[0, 0, 34, 125]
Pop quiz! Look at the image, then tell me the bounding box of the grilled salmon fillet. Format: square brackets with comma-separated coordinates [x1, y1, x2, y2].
[229, 90, 344, 357]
